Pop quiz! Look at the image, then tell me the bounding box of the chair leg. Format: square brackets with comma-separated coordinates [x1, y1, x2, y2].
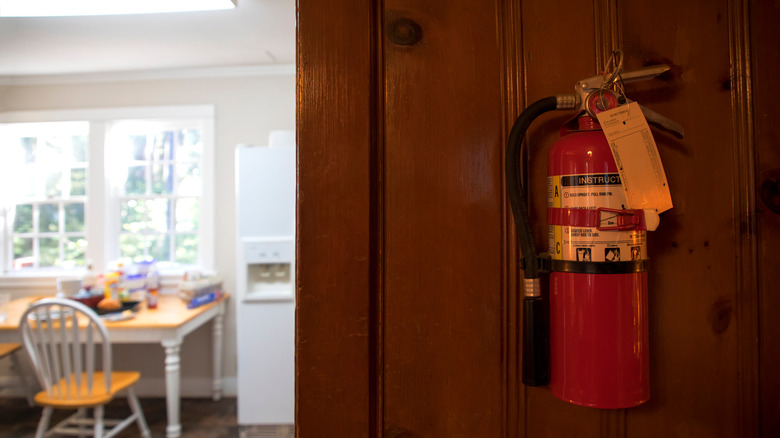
[127, 387, 151, 438]
[35, 406, 53, 438]
[76, 408, 88, 438]
[93, 405, 104, 438]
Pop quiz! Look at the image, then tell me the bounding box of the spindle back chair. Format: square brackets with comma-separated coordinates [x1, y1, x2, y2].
[19, 298, 150, 438]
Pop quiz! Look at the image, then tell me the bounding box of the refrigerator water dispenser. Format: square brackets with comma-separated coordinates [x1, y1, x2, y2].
[241, 236, 295, 302]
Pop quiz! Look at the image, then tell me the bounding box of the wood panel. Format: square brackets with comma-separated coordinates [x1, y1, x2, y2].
[496, 3, 524, 436]
[752, 0, 780, 436]
[296, 0, 772, 437]
[727, 0, 760, 435]
[620, 0, 748, 436]
[380, 2, 505, 436]
[296, 1, 376, 436]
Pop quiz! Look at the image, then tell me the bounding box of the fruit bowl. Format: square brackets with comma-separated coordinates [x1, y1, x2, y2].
[68, 292, 103, 309]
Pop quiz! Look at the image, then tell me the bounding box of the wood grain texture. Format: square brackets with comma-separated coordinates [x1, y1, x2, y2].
[594, 0, 622, 71]
[727, 0, 760, 436]
[751, 0, 780, 436]
[380, 2, 504, 436]
[496, 2, 524, 437]
[620, 0, 744, 436]
[296, 0, 376, 436]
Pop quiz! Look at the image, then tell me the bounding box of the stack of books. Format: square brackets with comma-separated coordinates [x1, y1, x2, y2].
[178, 276, 223, 309]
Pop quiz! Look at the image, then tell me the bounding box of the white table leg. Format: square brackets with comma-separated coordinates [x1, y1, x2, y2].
[212, 305, 224, 401]
[10, 351, 35, 407]
[162, 339, 182, 438]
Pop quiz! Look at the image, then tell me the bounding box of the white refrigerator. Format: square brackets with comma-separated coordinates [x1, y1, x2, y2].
[235, 131, 295, 430]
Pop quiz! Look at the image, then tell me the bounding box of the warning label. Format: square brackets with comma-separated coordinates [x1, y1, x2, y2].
[548, 173, 647, 262]
[560, 174, 621, 187]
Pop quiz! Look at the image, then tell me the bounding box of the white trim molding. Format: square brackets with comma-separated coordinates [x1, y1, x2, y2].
[0, 64, 295, 86]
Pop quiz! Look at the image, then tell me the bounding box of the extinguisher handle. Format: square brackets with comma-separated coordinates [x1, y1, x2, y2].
[522, 296, 549, 386]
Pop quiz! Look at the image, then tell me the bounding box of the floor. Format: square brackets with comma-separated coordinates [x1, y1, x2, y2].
[0, 397, 238, 438]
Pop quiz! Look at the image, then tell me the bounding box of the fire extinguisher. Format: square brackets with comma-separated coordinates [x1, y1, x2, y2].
[506, 52, 683, 408]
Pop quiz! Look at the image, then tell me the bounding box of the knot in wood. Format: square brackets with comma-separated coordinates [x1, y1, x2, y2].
[388, 18, 423, 46]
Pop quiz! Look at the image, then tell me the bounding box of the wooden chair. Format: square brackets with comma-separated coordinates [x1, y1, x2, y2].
[18, 298, 151, 438]
[0, 342, 35, 406]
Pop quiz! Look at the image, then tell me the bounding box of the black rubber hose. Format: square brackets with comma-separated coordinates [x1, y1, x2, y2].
[522, 298, 548, 385]
[505, 95, 560, 387]
[505, 96, 559, 279]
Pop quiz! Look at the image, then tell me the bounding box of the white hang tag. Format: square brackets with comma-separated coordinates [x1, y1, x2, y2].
[596, 102, 673, 213]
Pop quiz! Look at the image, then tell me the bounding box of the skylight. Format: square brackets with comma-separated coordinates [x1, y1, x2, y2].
[0, 0, 237, 17]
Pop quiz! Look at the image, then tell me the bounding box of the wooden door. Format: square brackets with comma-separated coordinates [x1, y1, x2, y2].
[754, 0, 780, 433]
[296, 0, 778, 436]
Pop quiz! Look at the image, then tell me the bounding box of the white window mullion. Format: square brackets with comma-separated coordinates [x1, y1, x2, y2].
[199, 118, 215, 271]
[0, 124, 12, 272]
[168, 131, 177, 265]
[58, 202, 65, 267]
[0, 207, 7, 273]
[87, 121, 107, 273]
[32, 204, 39, 269]
[146, 130, 154, 262]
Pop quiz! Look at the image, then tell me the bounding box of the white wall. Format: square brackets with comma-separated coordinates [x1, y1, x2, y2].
[0, 68, 295, 397]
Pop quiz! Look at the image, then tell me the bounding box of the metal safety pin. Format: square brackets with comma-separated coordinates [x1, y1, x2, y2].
[576, 64, 671, 96]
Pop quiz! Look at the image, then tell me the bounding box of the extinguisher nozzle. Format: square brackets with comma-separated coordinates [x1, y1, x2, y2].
[522, 297, 549, 386]
[556, 94, 578, 110]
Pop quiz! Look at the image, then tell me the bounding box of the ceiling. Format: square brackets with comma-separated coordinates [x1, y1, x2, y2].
[0, 0, 295, 77]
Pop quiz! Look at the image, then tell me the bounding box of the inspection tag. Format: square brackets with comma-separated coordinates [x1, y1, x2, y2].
[596, 102, 673, 213]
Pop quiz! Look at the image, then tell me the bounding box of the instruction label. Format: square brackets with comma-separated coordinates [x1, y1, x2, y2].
[548, 172, 647, 262]
[596, 102, 673, 213]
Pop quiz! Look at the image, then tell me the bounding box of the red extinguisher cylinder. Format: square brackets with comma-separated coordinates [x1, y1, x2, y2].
[547, 116, 650, 408]
[550, 272, 649, 408]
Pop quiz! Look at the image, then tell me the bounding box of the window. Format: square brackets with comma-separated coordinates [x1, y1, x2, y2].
[0, 106, 215, 277]
[111, 121, 204, 266]
[2, 122, 89, 270]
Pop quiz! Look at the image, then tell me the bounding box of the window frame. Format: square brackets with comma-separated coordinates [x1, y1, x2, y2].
[0, 105, 215, 287]
[0, 120, 90, 272]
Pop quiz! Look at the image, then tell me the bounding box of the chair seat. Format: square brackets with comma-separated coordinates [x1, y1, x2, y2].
[0, 343, 23, 358]
[34, 371, 141, 408]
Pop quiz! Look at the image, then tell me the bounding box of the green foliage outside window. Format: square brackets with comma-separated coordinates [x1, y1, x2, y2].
[175, 234, 198, 265]
[39, 238, 59, 267]
[13, 237, 32, 262]
[117, 125, 203, 267]
[64, 237, 86, 267]
[65, 203, 85, 233]
[39, 204, 59, 233]
[125, 166, 147, 195]
[13, 205, 33, 233]
[70, 169, 86, 196]
[149, 235, 171, 263]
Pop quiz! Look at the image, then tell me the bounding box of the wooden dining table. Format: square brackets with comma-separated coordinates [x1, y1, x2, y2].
[0, 293, 228, 438]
